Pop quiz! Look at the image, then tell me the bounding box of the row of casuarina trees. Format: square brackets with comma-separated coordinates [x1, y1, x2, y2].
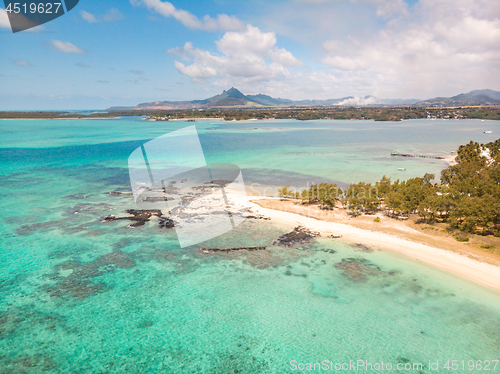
[278, 139, 500, 236]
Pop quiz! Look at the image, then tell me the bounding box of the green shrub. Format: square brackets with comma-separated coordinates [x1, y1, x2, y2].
[455, 237, 469, 242]
[494, 232, 500, 238]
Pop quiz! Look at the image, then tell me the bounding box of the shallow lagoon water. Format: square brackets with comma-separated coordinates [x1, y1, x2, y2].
[1, 117, 500, 373]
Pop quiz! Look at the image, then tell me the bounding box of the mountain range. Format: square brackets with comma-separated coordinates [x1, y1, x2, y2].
[416, 89, 500, 106]
[108, 88, 500, 110]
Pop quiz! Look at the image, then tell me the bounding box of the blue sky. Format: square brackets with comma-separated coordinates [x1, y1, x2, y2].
[1, 0, 499, 110]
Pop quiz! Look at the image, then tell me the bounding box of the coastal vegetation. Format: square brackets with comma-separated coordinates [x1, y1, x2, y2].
[1, 105, 500, 121]
[279, 139, 500, 236]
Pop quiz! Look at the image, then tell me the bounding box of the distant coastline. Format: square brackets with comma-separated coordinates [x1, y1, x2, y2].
[1, 105, 500, 121]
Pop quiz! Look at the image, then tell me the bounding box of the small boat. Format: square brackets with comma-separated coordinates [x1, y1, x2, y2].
[484, 130, 492, 134]
[391, 151, 398, 156]
[209, 128, 215, 130]
[398, 168, 406, 171]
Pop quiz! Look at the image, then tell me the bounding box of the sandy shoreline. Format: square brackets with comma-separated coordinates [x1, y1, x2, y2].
[232, 193, 500, 291]
[443, 153, 458, 166]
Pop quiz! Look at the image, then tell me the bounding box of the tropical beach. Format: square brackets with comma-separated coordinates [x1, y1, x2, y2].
[2, 0, 500, 372]
[249, 197, 500, 291]
[2, 116, 500, 372]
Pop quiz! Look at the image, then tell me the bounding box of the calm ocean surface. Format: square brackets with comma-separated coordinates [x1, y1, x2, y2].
[1, 117, 500, 373]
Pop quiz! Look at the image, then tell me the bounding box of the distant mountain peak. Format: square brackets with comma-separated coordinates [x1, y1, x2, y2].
[225, 87, 246, 99]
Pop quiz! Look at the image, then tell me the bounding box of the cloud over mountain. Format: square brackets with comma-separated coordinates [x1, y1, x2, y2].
[167, 25, 302, 84]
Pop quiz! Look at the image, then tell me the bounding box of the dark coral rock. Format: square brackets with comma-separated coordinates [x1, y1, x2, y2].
[158, 217, 175, 228]
[320, 248, 336, 254]
[101, 209, 167, 228]
[273, 226, 320, 247]
[200, 246, 267, 253]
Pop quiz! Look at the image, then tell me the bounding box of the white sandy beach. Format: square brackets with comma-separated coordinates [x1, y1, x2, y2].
[227, 192, 500, 291]
[443, 154, 458, 166]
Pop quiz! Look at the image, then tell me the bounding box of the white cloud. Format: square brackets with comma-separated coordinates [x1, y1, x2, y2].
[162, 0, 500, 101]
[0, 8, 10, 28]
[11, 59, 31, 66]
[433, 16, 500, 52]
[336, 96, 378, 105]
[50, 40, 86, 54]
[295, 0, 408, 18]
[80, 10, 97, 23]
[80, 8, 124, 23]
[322, 45, 370, 71]
[130, 0, 245, 31]
[167, 26, 302, 84]
[103, 8, 124, 21]
[174, 61, 217, 79]
[354, 0, 408, 18]
[319, 0, 500, 98]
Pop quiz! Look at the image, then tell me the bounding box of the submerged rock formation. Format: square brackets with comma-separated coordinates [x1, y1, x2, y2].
[334, 258, 382, 282]
[246, 214, 271, 220]
[353, 243, 375, 253]
[158, 216, 175, 228]
[101, 209, 173, 229]
[200, 246, 267, 253]
[273, 226, 320, 247]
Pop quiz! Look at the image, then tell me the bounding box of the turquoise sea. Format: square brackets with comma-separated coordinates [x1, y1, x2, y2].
[1, 117, 500, 373]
